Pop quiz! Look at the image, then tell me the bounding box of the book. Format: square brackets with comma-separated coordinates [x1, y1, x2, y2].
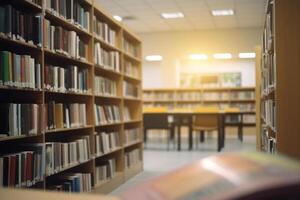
[0, 51, 41, 89]
[124, 60, 139, 78]
[123, 81, 139, 98]
[94, 42, 120, 72]
[124, 128, 140, 145]
[44, 19, 87, 60]
[45, 136, 91, 175]
[94, 76, 117, 97]
[48, 173, 92, 193]
[0, 103, 42, 137]
[47, 101, 87, 130]
[0, 5, 42, 46]
[93, 16, 116, 46]
[123, 107, 131, 122]
[124, 148, 141, 169]
[95, 132, 120, 155]
[123, 38, 138, 57]
[95, 158, 116, 185]
[94, 105, 121, 125]
[0, 144, 45, 188]
[44, 64, 88, 93]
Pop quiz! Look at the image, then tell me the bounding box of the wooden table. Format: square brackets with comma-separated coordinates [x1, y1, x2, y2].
[143, 111, 255, 152]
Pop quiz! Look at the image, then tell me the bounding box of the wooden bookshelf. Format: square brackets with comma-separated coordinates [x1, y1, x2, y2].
[0, 0, 143, 194]
[258, 0, 300, 160]
[143, 87, 256, 113]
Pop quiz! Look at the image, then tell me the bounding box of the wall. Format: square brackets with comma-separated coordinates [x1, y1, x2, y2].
[139, 28, 262, 88]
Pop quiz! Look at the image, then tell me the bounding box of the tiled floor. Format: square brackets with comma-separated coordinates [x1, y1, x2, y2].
[110, 135, 256, 196]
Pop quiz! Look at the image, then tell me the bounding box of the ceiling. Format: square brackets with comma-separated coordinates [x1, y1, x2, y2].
[95, 0, 267, 33]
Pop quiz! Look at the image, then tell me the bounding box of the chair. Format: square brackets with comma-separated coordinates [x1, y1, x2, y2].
[192, 107, 220, 150]
[143, 107, 175, 150]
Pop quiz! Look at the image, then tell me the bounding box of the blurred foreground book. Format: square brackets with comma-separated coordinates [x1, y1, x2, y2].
[121, 152, 300, 200]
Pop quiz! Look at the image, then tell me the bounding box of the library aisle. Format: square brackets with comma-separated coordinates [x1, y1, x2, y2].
[110, 135, 256, 195]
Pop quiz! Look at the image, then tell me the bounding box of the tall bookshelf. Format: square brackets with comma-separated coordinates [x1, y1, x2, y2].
[259, 0, 300, 159]
[0, 0, 143, 193]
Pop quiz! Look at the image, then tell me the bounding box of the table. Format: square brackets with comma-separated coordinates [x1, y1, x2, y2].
[143, 111, 255, 152]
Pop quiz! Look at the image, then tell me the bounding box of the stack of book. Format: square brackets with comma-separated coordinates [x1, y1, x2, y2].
[176, 92, 202, 101]
[123, 39, 138, 57]
[154, 92, 174, 101]
[0, 51, 41, 89]
[230, 91, 255, 100]
[45, 136, 91, 175]
[125, 149, 141, 169]
[124, 128, 140, 145]
[95, 132, 120, 156]
[44, 65, 88, 93]
[261, 99, 276, 130]
[0, 144, 45, 187]
[48, 173, 92, 192]
[94, 105, 121, 125]
[124, 60, 138, 78]
[45, 0, 90, 32]
[94, 43, 120, 71]
[94, 76, 117, 97]
[93, 16, 116, 46]
[46, 102, 87, 130]
[0, 103, 43, 137]
[44, 19, 87, 60]
[95, 159, 116, 185]
[123, 81, 139, 98]
[0, 5, 42, 46]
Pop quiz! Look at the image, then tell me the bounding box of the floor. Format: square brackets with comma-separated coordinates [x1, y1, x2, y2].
[110, 134, 256, 196]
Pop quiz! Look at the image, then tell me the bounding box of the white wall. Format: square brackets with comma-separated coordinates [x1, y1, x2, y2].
[139, 28, 262, 88]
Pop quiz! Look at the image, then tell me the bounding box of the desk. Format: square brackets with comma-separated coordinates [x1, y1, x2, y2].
[143, 111, 255, 152]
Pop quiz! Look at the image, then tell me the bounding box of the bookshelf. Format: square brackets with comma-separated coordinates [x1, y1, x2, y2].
[0, 0, 143, 194]
[258, 0, 300, 160]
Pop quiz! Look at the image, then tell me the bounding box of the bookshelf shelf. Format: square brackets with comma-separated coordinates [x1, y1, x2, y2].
[44, 49, 93, 67]
[0, 0, 143, 193]
[124, 140, 142, 148]
[0, 35, 42, 51]
[45, 125, 94, 134]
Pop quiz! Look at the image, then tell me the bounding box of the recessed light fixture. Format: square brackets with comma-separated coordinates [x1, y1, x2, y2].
[189, 54, 208, 60]
[212, 9, 234, 16]
[213, 53, 232, 59]
[161, 12, 184, 19]
[145, 55, 163, 61]
[239, 52, 256, 59]
[113, 15, 122, 22]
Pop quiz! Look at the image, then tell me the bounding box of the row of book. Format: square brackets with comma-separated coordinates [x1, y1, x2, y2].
[45, 136, 91, 176]
[95, 132, 120, 156]
[94, 43, 120, 72]
[44, 65, 89, 93]
[94, 76, 117, 97]
[0, 51, 41, 89]
[48, 173, 92, 192]
[123, 39, 138, 57]
[0, 5, 42, 46]
[125, 149, 141, 169]
[29, 0, 42, 6]
[46, 102, 87, 130]
[93, 16, 116, 46]
[261, 127, 277, 154]
[261, 53, 276, 95]
[44, 19, 87, 61]
[124, 128, 140, 145]
[123, 81, 139, 98]
[45, 0, 90, 32]
[261, 99, 276, 130]
[0, 144, 45, 187]
[94, 105, 121, 125]
[95, 159, 116, 185]
[0, 104, 43, 137]
[124, 60, 139, 79]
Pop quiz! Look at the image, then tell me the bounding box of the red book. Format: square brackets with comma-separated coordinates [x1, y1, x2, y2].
[26, 152, 33, 185]
[9, 155, 16, 187]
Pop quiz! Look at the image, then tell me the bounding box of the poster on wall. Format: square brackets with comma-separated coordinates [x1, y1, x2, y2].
[179, 72, 242, 88]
